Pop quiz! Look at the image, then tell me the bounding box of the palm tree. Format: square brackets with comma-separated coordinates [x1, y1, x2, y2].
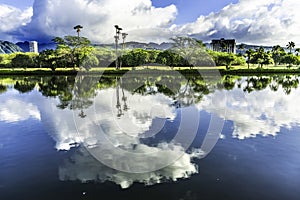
[286, 41, 295, 53]
[73, 25, 83, 68]
[74, 25, 83, 38]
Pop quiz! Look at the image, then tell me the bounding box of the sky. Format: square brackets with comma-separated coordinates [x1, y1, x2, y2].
[0, 0, 299, 46]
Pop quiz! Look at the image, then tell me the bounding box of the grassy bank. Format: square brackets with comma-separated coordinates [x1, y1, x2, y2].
[1, 66, 300, 76]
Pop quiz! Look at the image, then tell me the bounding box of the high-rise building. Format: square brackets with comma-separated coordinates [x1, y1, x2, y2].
[211, 38, 236, 54]
[29, 41, 38, 53]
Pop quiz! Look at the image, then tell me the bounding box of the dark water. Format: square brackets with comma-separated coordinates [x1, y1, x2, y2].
[0, 74, 300, 200]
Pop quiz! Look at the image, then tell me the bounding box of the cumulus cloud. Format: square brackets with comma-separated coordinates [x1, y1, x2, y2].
[172, 0, 300, 46]
[36, 86, 205, 186]
[1, 0, 299, 45]
[198, 82, 300, 139]
[38, 86, 199, 172]
[59, 146, 202, 189]
[0, 90, 40, 123]
[37, 88, 176, 151]
[0, 4, 32, 41]
[17, 0, 177, 43]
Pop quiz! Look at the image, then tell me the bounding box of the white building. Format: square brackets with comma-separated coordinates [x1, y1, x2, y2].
[29, 41, 38, 53]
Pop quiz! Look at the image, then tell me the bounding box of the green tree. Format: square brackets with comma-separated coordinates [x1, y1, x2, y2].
[11, 53, 37, 69]
[52, 36, 93, 69]
[245, 49, 254, 69]
[170, 36, 208, 69]
[281, 53, 297, 68]
[219, 53, 235, 70]
[252, 47, 273, 68]
[271, 45, 285, 66]
[38, 49, 57, 71]
[120, 48, 149, 67]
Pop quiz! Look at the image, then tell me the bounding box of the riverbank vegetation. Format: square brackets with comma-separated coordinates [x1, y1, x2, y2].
[1, 36, 300, 74]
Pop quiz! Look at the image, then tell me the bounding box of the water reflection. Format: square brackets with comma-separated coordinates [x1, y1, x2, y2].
[59, 145, 202, 189]
[1, 74, 300, 188]
[199, 75, 300, 139]
[0, 89, 40, 123]
[35, 74, 206, 186]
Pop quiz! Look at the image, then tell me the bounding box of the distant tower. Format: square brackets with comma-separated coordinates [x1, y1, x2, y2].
[29, 41, 38, 53]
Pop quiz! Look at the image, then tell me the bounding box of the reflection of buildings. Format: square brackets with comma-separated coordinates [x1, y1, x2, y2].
[29, 41, 38, 53]
[211, 38, 236, 54]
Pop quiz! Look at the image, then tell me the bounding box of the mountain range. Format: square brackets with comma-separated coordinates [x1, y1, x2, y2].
[0, 40, 23, 54]
[0, 40, 277, 54]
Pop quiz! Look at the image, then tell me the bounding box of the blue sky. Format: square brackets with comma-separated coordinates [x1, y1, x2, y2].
[0, 0, 299, 46]
[152, 0, 239, 24]
[1, 0, 33, 9]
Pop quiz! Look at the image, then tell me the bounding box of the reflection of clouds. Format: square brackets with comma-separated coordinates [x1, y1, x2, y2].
[38, 87, 203, 186]
[38, 88, 176, 150]
[59, 146, 202, 189]
[198, 87, 300, 139]
[0, 91, 40, 123]
[94, 88, 176, 140]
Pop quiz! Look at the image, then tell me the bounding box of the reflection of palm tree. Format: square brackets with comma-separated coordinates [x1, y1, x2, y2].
[120, 78, 129, 111]
[116, 77, 123, 117]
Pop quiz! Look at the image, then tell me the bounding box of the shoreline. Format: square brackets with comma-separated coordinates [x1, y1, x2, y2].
[1, 67, 300, 76]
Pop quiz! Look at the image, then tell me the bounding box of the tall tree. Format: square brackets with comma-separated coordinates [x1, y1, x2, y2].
[286, 41, 295, 53]
[271, 45, 285, 66]
[52, 36, 93, 69]
[74, 25, 83, 38]
[245, 48, 254, 69]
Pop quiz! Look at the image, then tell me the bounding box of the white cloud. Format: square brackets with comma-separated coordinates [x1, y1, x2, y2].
[1, 0, 299, 46]
[38, 88, 176, 151]
[19, 0, 177, 43]
[59, 146, 202, 189]
[0, 4, 32, 41]
[173, 0, 300, 46]
[36, 87, 204, 187]
[198, 82, 300, 139]
[0, 90, 40, 123]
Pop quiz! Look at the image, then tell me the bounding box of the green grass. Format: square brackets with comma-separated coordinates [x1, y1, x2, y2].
[1, 65, 300, 76]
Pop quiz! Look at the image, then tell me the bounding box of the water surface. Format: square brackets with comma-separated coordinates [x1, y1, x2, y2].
[0, 74, 300, 200]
